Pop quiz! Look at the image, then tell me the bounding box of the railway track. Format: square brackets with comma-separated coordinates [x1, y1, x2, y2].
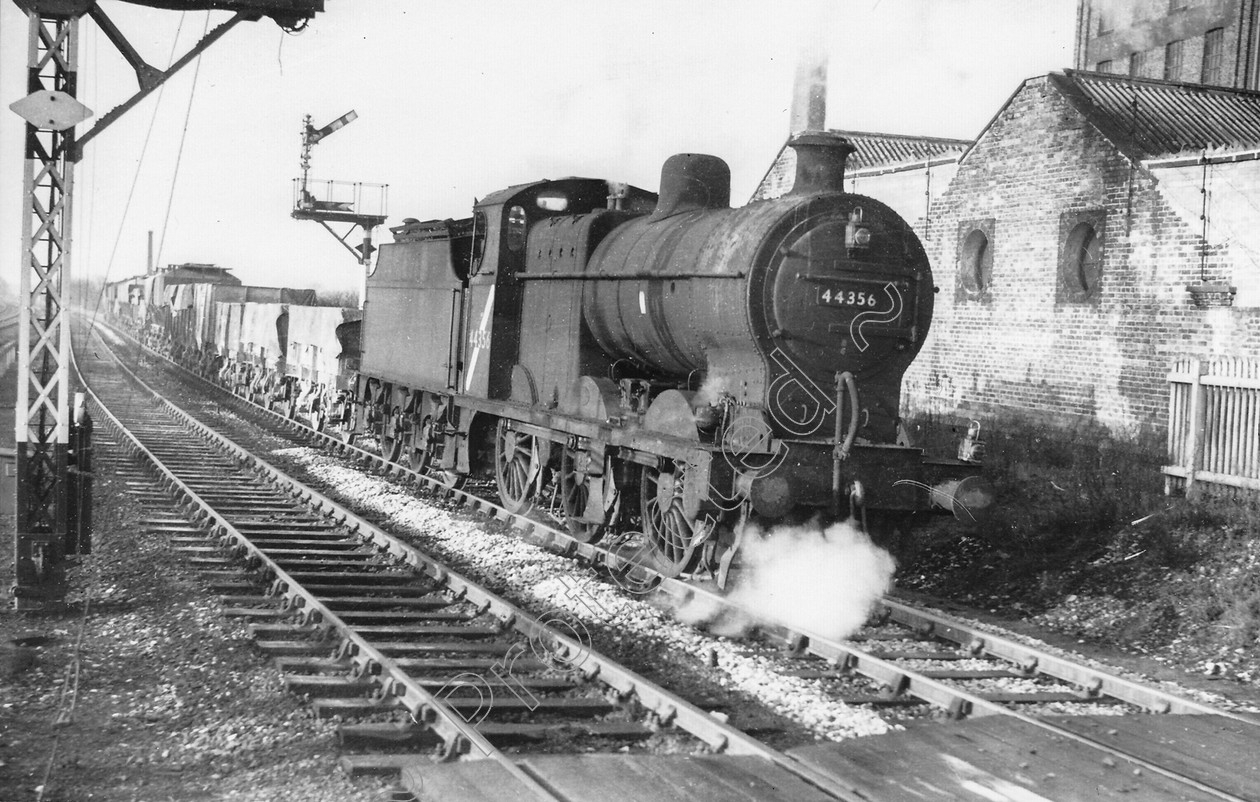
[77, 320, 863, 799]
[82, 316, 1260, 800]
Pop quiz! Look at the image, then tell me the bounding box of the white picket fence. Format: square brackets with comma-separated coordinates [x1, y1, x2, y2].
[1163, 357, 1260, 495]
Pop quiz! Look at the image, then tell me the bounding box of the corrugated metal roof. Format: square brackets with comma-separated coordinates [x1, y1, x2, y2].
[1053, 70, 1260, 159]
[751, 130, 969, 202]
[828, 130, 971, 171]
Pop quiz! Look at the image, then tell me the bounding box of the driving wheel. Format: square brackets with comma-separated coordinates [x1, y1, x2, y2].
[494, 419, 539, 514]
[639, 460, 701, 576]
[560, 444, 618, 543]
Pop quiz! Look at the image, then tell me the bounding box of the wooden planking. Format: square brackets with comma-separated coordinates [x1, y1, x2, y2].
[403, 754, 849, 801]
[400, 759, 540, 802]
[516, 755, 837, 802]
[788, 717, 1235, 801]
[1051, 714, 1260, 800]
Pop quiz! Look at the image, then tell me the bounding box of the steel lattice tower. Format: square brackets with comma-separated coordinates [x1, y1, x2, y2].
[13, 10, 78, 608]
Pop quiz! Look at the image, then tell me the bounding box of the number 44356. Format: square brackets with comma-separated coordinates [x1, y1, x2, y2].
[820, 288, 879, 307]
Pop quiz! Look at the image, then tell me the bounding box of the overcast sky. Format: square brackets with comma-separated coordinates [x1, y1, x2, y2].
[0, 0, 1076, 296]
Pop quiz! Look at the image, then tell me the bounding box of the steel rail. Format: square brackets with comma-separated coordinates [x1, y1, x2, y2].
[144, 333, 1257, 718]
[72, 332, 554, 798]
[102, 317, 1258, 801]
[875, 597, 1243, 716]
[282, 426, 1260, 802]
[78, 323, 866, 802]
[693, 596, 1254, 802]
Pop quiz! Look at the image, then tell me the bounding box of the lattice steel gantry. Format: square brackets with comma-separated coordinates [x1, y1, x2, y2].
[9, 0, 324, 609]
[11, 9, 81, 609]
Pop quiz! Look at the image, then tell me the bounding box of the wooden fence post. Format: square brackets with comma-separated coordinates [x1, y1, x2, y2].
[1184, 359, 1207, 500]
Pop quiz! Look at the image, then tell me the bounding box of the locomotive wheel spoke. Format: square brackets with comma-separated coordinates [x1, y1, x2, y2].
[639, 462, 698, 576]
[560, 446, 613, 543]
[335, 414, 357, 445]
[407, 448, 429, 472]
[380, 407, 404, 463]
[408, 415, 434, 473]
[380, 433, 403, 463]
[494, 419, 537, 514]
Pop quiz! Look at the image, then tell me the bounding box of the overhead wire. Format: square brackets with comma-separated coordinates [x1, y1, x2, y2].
[155, 10, 212, 268]
[80, 18, 99, 313]
[88, 12, 188, 340]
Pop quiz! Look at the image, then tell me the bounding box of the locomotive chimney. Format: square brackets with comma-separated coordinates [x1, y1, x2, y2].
[649, 153, 730, 220]
[788, 131, 855, 196]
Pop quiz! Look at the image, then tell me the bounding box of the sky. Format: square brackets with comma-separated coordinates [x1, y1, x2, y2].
[0, 0, 1077, 297]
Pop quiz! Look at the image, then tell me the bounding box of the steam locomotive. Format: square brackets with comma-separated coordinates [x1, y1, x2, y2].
[113, 131, 988, 578]
[329, 131, 990, 577]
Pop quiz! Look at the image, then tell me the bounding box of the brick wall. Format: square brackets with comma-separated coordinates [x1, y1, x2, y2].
[902, 75, 1260, 444]
[1079, 0, 1249, 87]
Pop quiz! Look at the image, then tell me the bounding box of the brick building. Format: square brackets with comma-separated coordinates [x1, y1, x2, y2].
[755, 70, 1260, 450]
[912, 70, 1260, 441]
[1075, 0, 1260, 88]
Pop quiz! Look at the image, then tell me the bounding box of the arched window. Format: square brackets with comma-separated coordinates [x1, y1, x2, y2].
[1059, 212, 1106, 302]
[962, 230, 990, 290]
[957, 219, 995, 302]
[1070, 224, 1102, 292]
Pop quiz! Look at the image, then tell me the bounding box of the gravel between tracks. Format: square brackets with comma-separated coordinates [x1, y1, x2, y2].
[270, 446, 899, 744]
[5, 402, 1255, 802]
[268, 441, 1259, 722]
[0, 442, 393, 801]
[269, 441, 1260, 730]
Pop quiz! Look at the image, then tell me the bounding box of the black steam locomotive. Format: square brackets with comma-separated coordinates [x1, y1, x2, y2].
[336, 131, 988, 578]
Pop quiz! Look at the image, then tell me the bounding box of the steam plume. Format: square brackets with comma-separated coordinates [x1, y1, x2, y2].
[694, 373, 728, 406]
[679, 520, 896, 641]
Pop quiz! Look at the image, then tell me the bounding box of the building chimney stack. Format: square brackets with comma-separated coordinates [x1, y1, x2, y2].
[790, 48, 828, 134]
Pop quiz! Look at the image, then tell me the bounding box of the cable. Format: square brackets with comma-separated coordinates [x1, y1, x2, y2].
[88, 13, 189, 341]
[155, 11, 212, 269]
[80, 20, 100, 307]
[34, 582, 95, 802]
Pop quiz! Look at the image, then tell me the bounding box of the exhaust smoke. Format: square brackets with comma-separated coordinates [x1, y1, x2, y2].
[677, 520, 897, 641]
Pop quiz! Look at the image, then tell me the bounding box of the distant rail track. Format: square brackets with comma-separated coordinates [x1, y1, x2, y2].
[80, 314, 1260, 800]
[0, 310, 19, 376]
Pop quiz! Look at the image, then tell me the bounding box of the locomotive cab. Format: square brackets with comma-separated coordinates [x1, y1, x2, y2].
[461, 179, 657, 401]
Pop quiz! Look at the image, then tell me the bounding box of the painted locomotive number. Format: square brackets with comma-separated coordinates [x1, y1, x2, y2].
[469, 329, 492, 349]
[817, 287, 879, 308]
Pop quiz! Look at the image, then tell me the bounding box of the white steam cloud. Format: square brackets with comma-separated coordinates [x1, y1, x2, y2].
[694, 373, 729, 406]
[678, 520, 896, 641]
